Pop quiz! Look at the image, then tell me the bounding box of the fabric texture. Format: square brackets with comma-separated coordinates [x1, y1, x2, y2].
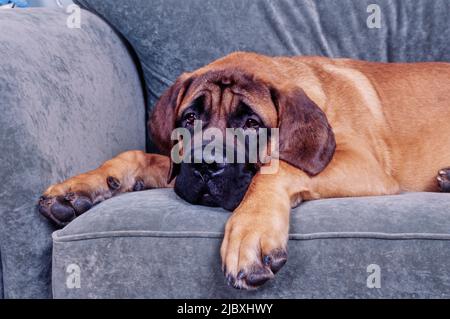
[0, 250, 3, 299]
[52, 190, 450, 298]
[74, 0, 450, 151]
[0, 8, 145, 298]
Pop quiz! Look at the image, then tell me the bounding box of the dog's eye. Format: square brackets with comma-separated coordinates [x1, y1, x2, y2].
[244, 118, 260, 130]
[184, 113, 198, 126]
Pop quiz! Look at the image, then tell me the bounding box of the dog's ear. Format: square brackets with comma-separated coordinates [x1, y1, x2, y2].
[149, 73, 193, 155]
[270, 87, 336, 176]
[149, 73, 193, 183]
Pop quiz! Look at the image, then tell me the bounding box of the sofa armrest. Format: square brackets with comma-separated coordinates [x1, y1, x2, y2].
[0, 8, 145, 298]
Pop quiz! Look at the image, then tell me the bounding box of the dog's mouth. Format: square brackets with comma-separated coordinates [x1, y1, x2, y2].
[174, 162, 257, 211]
[198, 190, 220, 207]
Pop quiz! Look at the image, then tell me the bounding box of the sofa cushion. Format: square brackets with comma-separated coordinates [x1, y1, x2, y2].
[52, 189, 450, 298]
[74, 0, 450, 151]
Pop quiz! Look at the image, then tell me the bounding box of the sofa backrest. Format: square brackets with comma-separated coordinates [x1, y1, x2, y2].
[75, 0, 450, 149]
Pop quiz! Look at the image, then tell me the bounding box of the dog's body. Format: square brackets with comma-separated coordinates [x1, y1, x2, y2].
[39, 52, 450, 289]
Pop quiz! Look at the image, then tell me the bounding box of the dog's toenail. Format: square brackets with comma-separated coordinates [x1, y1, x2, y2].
[133, 179, 145, 191]
[437, 176, 443, 182]
[107, 176, 121, 190]
[246, 269, 273, 287]
[64, 192, 75, 201]
[237, 270, 246, 280]
[263, 255, 272, 266]
[226, 274, 235, 287]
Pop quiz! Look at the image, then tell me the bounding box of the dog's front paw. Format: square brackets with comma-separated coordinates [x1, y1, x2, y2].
[437, 168, 450, 192]
[39, 192, 93, 228]
[38, 173, 118, 227]
[38, 188, 94, 228]
[220, 209, 288, 290]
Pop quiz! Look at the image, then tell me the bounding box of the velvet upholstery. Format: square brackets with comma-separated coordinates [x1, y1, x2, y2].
[0, 8, 145, 298]
[52, 190, 450, 298]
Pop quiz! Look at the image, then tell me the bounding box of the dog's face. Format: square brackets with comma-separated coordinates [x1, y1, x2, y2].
[149, 63, 336, 211]
[171, 70, 276, 211]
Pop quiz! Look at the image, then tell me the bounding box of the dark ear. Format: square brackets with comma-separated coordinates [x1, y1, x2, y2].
[270, 87, 336, 176]
[149, 74, 193, 183]
[148, 73, 193, 155]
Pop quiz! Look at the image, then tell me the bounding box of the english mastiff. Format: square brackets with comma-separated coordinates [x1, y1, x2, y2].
[39, 52, 450, 290]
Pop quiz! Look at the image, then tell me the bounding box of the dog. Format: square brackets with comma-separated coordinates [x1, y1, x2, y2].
[38, 52, 450, 290]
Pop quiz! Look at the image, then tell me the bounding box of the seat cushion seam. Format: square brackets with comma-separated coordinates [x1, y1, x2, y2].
[53, 230, 450, 242]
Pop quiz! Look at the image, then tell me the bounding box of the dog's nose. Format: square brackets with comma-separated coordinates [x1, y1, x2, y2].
[193, 161, 226, 177]
[192, 149, 227, 177]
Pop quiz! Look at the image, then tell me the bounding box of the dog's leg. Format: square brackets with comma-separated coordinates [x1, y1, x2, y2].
[437, 168, 450, 192]
[221, 151, 400, 290]
[38, 151, 172, 227]
[220, 161, 296, 290]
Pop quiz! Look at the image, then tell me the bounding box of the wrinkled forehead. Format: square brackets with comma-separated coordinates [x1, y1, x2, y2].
[177, 69, 277, 126]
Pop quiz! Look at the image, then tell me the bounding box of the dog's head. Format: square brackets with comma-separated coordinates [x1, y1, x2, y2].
[149, 53, 335, 211]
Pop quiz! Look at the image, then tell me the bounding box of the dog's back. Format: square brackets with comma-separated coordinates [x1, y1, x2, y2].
[299, 57, 450, 191]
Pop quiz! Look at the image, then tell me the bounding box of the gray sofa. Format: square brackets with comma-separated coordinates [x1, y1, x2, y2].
[1, 0, 450, 299]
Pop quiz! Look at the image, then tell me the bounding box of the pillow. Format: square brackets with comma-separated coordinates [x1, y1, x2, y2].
[74, 0, 450, 150]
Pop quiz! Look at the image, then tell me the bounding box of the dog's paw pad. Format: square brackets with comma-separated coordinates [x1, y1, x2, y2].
[38, 192, 93, 228]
